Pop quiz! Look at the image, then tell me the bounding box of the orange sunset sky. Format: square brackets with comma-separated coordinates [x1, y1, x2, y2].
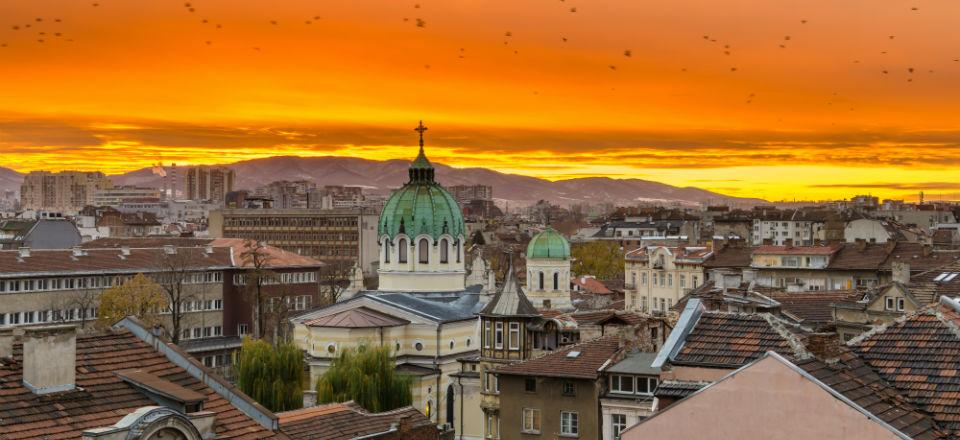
[1, 0, 959, 201]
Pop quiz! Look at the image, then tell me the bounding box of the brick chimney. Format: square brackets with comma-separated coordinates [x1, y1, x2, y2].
[22, 325, 76, 395]
[892, 262, 910, 285]
[805, 332, 843, 360]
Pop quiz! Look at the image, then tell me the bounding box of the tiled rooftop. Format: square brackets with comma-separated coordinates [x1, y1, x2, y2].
[0, 328, 280, 439]
[496, 335, 621, 380]
[850, 300, 960, 433]
[766, 290, 863, 327]
[672, 312, 810, 368]
[278, 401, 434, 440]
[796, 350, 947, 440]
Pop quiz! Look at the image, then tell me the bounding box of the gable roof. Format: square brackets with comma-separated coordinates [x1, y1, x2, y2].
[495, 335, 621, 380]
[850, 297, 960, 433]
[626, 351, 946, 440]
[0, 327, 282, 439]
[766, 290, 863, 327]
[278, 401, 435, 440]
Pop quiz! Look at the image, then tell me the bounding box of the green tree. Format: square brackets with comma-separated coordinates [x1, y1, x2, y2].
[98, 273, 167, 327]
[315, 345, 413, 412]
[571, 240, 624, 281]
[234, 338, 304, 412]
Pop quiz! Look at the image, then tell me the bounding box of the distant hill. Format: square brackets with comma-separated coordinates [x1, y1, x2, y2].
[109, 155, 764, 206]
[0, 167, 22, 195]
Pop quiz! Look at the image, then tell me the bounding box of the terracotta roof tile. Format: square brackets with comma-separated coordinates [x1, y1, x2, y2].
[766, 290, 863, 327]
[0, 329, 280, 439]
[851, 302, 960, 433]
[672, 312, 810, 367]
[278, 402, 434, 440]
[495, 335, 621, 379]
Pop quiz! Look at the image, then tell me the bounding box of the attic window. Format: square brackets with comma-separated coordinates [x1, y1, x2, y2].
[935, 273, 960, 283]
[566, 351, 581, 359]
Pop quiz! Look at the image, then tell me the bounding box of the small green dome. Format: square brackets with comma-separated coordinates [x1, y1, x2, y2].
[526, 227, 570, 259]
[378, 141, 464, 241]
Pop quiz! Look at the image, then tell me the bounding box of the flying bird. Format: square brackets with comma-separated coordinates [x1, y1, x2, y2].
[416, 18, 426, 27]
[570, 7, 577, 12]
[624, 49, 631, 57]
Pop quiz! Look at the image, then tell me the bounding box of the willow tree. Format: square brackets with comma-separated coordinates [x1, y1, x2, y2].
[233, 338, 304, 412]
[316, 345, 413, 412]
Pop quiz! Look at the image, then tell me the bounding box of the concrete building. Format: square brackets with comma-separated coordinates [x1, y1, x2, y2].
[750, 209, 838, 246]
[448, 185, 493, 203]
[257, 180, 316, 209]
[624, 245, 711, 313]
[93, 185, 162, 206]
[208, 207, 380, 275]
[185, 166, 235, 204]
[19, 171, 112, 213]
[600, 351, 660, 440]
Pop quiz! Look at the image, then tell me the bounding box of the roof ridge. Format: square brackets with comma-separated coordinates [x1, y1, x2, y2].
[759, 313, 812, 360]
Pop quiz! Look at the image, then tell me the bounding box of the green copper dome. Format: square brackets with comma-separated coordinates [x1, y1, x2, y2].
[526, 227, 571, 259]
[378, 123, 465, 241]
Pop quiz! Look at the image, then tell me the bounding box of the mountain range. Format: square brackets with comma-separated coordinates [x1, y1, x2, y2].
[1, 156, 765, 206]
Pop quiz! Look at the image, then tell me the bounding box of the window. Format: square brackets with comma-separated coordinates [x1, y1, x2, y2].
[522, 408, 541, 434]
[667, 274, 673, 287]
[897, 297, 905, 311]
[640, 296, 648, 312]
[525, 377, 537, 393]
[238, 324, 249, 336]
[440, 238, 449, 263]
[192, 328, 202, 339]
[418, 238, 430, 264]
[562, 381, 576, 396]
[885, 296, 895, 311]
[495, 322, 504, 349]
[679, 274, 685, 288]
[692, 275, 699, 287]
[398, 238, 407, 263]
[538, 272, 544, 290]
[509, 322, 520, 350]
[641, 273, 647, 285]
[553, 272, 559, 290]
[414, 341, 424, 351]
[637, 377, 658, 395]
[612, 414, 627, 439]
[484, 372, 499, 393]
[610, 375, 634, 394]
[484, 321, 492, 348]
[560, 411, 579, 436]
[383, 239, 390, 263]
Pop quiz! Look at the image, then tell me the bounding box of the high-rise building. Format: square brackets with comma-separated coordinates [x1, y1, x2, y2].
[448, 184, 493, 203]
[20, 171, 113, 213]
[185, 166, 235, 203]
[93, 186, 162, 206]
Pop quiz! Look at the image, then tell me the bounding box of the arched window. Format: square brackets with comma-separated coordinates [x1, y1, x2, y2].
[440, 238, 449, 263]
[419, 238, 430, 264]
[398, 238, 408, 263]
[383, 238, 390, 263]
[456, 240, 461, 263]
[447, 384, 456, 425]
[538, 272, 544, 290]
[553, 272, 559, 290]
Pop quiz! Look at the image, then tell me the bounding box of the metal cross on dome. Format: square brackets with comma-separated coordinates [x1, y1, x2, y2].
[414, 120, 428, 147]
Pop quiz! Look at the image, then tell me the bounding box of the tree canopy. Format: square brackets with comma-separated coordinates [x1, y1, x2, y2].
[571, 240, 625, 281]
[315, 344, 413, 413]
[98, 273, 166, 327]
[234, 338, 304, 412]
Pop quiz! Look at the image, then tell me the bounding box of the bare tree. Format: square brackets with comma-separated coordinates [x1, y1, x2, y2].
[318, 259, 352, 306]
[154, 247, 199, 344]
[47, 288, 100, 329]
[238, 240, 276, 340]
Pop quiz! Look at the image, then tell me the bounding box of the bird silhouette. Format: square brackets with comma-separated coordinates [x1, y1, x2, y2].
[624, 50, 632, 57]
[416, 18, 426, 27]
[570, 7, 577, 12]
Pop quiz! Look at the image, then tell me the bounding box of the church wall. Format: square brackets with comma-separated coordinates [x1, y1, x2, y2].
[525, 257, 572, 309]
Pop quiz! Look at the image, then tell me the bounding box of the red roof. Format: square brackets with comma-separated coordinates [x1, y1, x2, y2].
[304, 307, 409, 328]
[0, 328, 281, 439]
[754, 244, 841, 256]
[571, 276, 613, 294]
[278, 402, 435, 440]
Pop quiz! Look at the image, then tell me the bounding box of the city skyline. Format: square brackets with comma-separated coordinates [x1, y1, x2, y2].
[2, 0, 959, 201]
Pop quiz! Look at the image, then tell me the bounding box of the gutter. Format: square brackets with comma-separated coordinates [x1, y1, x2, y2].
[351, 425, 398, 439]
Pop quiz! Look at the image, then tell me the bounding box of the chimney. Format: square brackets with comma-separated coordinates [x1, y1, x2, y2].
[855, 238, 867, 251]
[72, 246, 84, 257]
[163, 245, 177, 255]
[804, 332, 843, 360]
[22, 325, 76, 395]
[18, 247, 30, 258]
[120, 246, 131, 256]
[892, 262, 910, 284]
[204, 244, 214, 254]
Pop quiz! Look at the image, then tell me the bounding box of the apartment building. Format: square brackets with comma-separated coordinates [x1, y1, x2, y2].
[19, 171, 113, 213]
[185, 166, 235, 203]
[208, 207, 380, 275]
[625, 245, 711, 313]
